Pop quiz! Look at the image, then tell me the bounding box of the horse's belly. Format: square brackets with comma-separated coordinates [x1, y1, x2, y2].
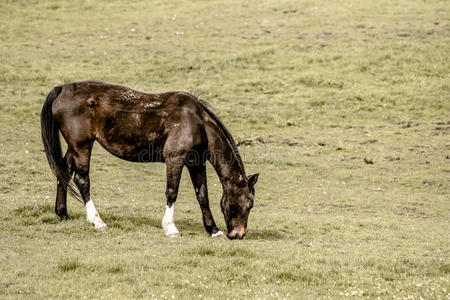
[96, 134, 165, 162]
[95, 113, 166, 162]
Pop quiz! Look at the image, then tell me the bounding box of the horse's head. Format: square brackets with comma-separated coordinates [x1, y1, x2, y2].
[221, 173, 259, 240]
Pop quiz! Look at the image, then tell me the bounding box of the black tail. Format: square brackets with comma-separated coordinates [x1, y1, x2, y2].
[41, 86, 80, 200]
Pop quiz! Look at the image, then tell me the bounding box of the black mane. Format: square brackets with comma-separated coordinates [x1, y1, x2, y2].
[195, 97, 246, 177]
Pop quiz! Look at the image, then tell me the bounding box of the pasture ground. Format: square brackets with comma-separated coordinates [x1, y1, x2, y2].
[0, 0, 449, 298]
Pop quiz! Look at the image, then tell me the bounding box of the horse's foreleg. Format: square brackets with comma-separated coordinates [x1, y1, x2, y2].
[73, 144, 107, 230]
[187, 164, 223, 237]
[55, 150, 74, 220]
[162, 155, 185, 237]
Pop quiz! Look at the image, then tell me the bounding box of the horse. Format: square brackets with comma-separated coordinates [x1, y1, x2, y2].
[40, 80, 258, 239]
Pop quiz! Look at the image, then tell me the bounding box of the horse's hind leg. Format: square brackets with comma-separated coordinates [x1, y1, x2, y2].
[72, 142, 107, 230]
[55, 150, 74, 220]
[187, 164, 223, 237]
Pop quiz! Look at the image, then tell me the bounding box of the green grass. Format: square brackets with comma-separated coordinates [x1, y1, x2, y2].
[0, 0, 449, 298]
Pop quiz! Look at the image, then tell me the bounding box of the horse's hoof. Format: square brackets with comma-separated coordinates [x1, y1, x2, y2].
[211, 231, 225, 238]
[58, 214, 69, 221]
[167, 232, 181, 238]
[163, 222, 180, 237]
[94, 222, 107, 230]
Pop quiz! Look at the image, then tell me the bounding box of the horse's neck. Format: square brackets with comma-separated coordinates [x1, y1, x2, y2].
[207, 132, 246, 187]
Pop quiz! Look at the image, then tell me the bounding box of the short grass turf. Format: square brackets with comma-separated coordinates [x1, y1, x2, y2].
[0, 0, 449, 298]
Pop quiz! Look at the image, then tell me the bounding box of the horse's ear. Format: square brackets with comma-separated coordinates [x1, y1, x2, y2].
[248, 173, 259, 187]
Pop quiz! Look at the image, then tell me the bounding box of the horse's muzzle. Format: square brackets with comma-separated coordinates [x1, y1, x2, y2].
[227, 228, 246, 240]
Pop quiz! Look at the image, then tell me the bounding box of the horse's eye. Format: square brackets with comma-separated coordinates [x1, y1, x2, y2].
[230, 207, 238, 216]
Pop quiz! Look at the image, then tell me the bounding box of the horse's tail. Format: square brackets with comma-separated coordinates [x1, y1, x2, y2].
[41, 86, 80, 199]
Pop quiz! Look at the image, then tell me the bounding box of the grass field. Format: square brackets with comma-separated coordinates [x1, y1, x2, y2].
[0, 0, 449, 298]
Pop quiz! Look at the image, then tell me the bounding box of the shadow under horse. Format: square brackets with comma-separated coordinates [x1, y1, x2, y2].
[41, 81, 258, 239]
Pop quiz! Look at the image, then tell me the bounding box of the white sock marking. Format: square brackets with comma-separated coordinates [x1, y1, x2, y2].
[162, 204, 180, 237]
[211, 231, 224, 238]
[85, 198, 107, 229]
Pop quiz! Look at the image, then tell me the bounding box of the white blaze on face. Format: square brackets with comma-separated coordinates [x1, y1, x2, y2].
[85, 198, 107, 230]
[162, 204, 180, 237]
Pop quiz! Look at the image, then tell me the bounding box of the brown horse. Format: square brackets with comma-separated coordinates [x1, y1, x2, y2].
[41, 81, 258, 239]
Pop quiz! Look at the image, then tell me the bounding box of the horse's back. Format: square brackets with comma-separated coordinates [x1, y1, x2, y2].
[52, 81, 207, 161]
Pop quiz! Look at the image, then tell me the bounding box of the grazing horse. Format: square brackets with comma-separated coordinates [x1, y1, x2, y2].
[41, 81, 258, 239]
